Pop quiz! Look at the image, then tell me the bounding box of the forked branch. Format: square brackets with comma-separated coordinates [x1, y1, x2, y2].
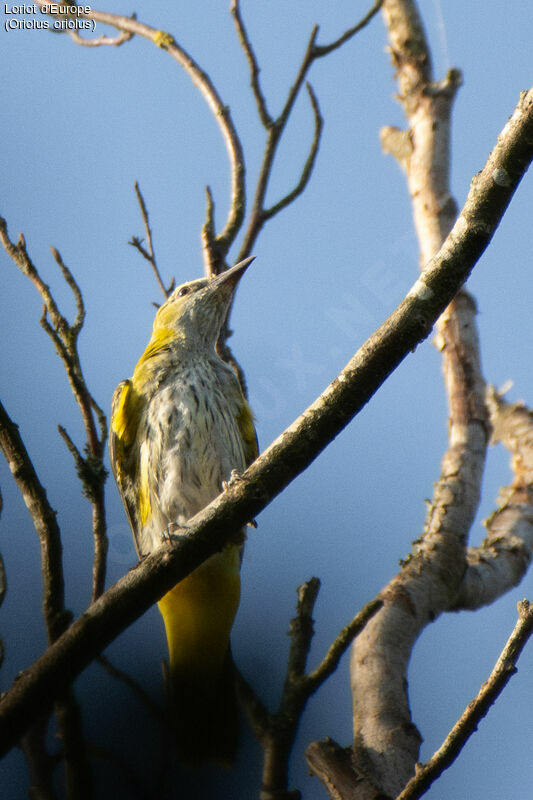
[0, 218, 108, 602]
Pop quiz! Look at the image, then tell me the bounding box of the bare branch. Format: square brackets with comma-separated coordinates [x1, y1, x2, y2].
[0, 401, 92, 792]
[305, 597, 383, 694]
[0, 219, 108, 602]
[263, 83, 323, 222]
[0, 92, 531, 757]
[129, 182, 171, 298]
[345, 3, 488, 794]
[396, 599, 533, 800]
[286, 578, 321, 680]
[249, 582, 381, 798]
[36, 1, 246, 264]
[452, 388, 533, 611]
[237, 1, 382, 260]
[230, 0, 272, 128]
[66, 26, 134, 48]
[0, 400, 68, 641]
[306, 739, 381, 800]
[49, 246, 85, 335]
[201, 185, 218, 277]
[314, 0, 385, 57]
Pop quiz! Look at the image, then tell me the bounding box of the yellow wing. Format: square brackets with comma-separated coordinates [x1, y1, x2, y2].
[109, 379, 147, 554]
[236, 396, 258, 468]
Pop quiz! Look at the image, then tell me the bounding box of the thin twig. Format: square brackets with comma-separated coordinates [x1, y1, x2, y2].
[396, 599, 533, 800]
[66, 27, 134, 48]
[38, 2, 248, 266]
[129, 182, 172, 299]
[0, 219, 109, 603]
[230, 0, 272, 127]
[97, 655, 166, 727]
[314, 0, 384, 57]
[263, 83, 323, 222]
[237, 1, 383, 261]
[304, 597, 384, 693]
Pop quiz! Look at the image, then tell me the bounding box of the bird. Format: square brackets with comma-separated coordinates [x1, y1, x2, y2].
[109, 256, 257, 765]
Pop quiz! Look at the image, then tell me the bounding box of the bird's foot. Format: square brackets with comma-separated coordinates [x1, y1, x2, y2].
[222, 469, 244, 490]
[222, 471, 258, 529]
[162, 522, 191, 542]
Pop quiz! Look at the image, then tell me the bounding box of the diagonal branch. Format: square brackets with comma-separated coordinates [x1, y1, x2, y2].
[0, 91, 531, 757]
[396, 599, 533, 800]
[313, 0, 384, 57]
[262, 83, 323, 222]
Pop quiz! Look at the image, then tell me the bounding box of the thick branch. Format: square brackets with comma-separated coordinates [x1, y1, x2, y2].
[452, 388, 533, 610]
[0, 92, 531, 756]
[0, 400, 68, 642]
[343, 3, 507, 795]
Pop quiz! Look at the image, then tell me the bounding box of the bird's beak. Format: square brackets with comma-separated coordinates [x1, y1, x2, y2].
[210, 256, 255, 290]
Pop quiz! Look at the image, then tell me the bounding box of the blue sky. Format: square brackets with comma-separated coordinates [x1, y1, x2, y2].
[1, 2, 532, 798]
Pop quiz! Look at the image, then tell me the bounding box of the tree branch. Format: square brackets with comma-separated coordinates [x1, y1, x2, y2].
[452, 387, 533, 611]
[35, 1, 246, 269]
[0, 90, 530, 757]
[230, 0, 272, 128]
[396, 599, 533, 800]
[0, 401, 91, 796]
[0, 221, 109, 603]
[244, 580, 382, 799]
[342, 3, 496, 794]
[263, 83, 323, 222]
[129, 181, 173, 299]
[236, 0, 383, 261]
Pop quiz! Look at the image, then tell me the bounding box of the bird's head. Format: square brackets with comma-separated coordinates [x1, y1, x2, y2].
[152, 256, 254, 347]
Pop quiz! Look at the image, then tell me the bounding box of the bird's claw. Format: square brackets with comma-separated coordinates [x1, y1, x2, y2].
[222, 469, 244, 490]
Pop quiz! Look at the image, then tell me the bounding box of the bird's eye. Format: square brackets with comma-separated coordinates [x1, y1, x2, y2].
[177, 286, 191, 297]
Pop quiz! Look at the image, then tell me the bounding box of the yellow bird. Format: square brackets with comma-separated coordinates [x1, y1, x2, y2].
[109, 257, 257, 765]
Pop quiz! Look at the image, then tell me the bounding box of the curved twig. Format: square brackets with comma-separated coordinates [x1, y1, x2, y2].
[35, 2, 246, 269]
[263, 83, 323, 222]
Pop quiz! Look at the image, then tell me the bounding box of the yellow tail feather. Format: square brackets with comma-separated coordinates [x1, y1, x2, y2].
[157, 545, 241, 765]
